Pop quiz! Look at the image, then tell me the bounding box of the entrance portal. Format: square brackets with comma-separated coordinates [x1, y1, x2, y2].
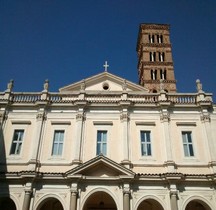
[83, 191, 117, 210]
[185, 200, 212, 210]
[37, 197, 64, 210]
[0, 197, 16, 210]
[137, 198, 164, 210]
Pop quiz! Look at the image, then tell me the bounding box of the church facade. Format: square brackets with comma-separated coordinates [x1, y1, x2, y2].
[0, 24, 216, 210]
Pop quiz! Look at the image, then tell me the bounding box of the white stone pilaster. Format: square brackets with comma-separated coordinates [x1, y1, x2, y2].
[73, 103, 86, 165]
[160, 103, 175, 172]
[28, 111, 46, 170]
[201, 109, 216, 172]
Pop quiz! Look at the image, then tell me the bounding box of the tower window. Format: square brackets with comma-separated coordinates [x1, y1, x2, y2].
[150, 52, 156, 62]
[151, 69, 157, 80]
[159, 52, 165, 62]
[157, 35, 163, 43]
[160, 69, 167, 80]
[149, 34, 154, 43]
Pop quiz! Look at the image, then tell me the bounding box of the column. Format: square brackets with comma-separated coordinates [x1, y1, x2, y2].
[123, 191, 130, 210]
[70, 191, 77, 210]
[22, 182, 33, 210]
[170, 191, 178, 210]
[123, 183, 130, 210]
[22, 190, 32, 210]
[70, 182, 78, 210]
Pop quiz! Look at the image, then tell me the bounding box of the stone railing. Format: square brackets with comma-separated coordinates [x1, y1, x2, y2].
[167, 94, 197, 104]
[85, 95, 122, 103]
[11, 93, 42, 102]
[128, 94, 159, 103]
[0, 91, 213, 105]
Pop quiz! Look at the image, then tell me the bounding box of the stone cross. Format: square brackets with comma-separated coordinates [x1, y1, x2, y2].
[103, 61, 109, 72]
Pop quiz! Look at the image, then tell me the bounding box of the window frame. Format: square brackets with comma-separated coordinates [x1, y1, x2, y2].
[182, 131, 194, 157]
[140, 130, 152, 156]
[96, 130, 108, 156]
[93, 122, 112, 157]
[10, 129, 25, 155]
[51, 130, 65, 156]
[135, 122, 156, 160]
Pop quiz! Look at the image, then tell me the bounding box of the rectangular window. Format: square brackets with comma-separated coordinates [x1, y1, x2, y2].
[52, 130, 64, 156]
[10, 129, 24, 155]
[140, 131, 152, 156]
[96, 130, 107, 156]
[182, 131, 194, 157]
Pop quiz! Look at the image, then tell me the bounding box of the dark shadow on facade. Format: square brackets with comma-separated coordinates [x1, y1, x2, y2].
[0, 123, 11, 209]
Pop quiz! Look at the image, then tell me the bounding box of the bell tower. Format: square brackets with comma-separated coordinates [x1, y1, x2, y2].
[136, 23, 177, 92]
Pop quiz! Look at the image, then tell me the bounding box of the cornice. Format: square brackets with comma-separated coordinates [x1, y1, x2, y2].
[143, 80, 176, 84]
[140, 23, 170, 30]
[142, 61, 174, 66]
[141, 43, 172, 48]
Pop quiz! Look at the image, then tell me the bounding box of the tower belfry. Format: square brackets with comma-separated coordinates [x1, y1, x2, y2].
[137, 23, 177, 92]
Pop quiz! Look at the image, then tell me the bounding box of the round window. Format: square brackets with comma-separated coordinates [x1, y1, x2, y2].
[102, 82, 109, 90]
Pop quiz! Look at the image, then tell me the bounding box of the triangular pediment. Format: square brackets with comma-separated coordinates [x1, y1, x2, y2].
[65, 155, 135, 178]
[59, 71, 148, 92]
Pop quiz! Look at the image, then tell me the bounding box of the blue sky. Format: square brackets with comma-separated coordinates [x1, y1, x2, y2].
[1, 0, 215, 100]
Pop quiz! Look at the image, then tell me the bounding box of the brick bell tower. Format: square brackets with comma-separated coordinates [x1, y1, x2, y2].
[136, 23, 177, 92]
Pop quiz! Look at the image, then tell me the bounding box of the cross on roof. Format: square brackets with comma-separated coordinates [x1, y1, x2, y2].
[103, 61, 109, 72]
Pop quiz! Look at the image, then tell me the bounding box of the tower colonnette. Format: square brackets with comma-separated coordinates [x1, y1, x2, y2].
[137, 23, 177, 92]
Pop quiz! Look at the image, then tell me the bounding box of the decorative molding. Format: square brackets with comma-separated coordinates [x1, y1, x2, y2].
[11, 120, 31, 125]
[93, 121, 113, 125]
[135, 121, 155, 126]
[143, 43, 171, 48]
[176, 122, 196, 126]
[142, 61, 173, 66]
[140, 24, 170, 30]
[51, 121, 71, 125]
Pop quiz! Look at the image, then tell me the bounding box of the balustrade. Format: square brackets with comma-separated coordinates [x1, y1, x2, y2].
[0, 92, 212, 105]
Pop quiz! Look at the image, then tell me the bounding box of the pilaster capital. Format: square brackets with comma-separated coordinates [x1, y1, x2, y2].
[120, 112, 130, 121]
[200, 113, 211, 122]
[24, 182, 33, 193]
[76, 113, 85, 121]
[36, 112, 46, 121]
[160, 112, 170, 122]
[123, 183, 131, 195]
[0, 112, 7, 123]
[70, 183, 78, 194]
[170, 190, 178, 198]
